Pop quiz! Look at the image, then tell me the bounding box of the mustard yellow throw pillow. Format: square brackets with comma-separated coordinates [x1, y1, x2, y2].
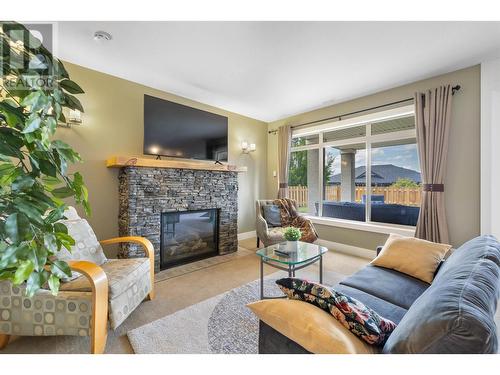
[247, 299, 378, 354]
[371, 233, 452, 283]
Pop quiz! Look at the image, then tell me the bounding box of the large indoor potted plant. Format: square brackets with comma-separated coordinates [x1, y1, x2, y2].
[0, 22, 89, 297]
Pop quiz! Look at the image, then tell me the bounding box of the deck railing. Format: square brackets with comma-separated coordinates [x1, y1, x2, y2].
[288, 185, 422, 207]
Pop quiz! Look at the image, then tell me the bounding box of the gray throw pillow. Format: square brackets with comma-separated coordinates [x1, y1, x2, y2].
[263, 204, 282, 227]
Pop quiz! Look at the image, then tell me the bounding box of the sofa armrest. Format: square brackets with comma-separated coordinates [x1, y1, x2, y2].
[67, 260, 108, 354]
[100, 236, 155, 299]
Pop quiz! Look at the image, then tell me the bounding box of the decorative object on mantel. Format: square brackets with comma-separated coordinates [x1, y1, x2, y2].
[106, 156, 247, 172]
[241, 141, 256, 154]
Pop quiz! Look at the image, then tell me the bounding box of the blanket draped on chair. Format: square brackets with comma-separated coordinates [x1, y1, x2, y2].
[273, 198, 318, 243]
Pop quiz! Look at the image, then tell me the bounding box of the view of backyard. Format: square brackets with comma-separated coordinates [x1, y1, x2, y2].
[288, 132, 422, 226]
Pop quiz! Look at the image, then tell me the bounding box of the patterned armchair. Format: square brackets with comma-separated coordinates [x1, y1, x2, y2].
[0, 207, 154, 354]
[256, 199, 301, 247]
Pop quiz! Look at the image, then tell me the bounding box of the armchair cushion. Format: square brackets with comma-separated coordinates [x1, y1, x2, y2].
[60, 258, 151, 329]
[60, 258, 149, 299]
[262, 204, 282, 227]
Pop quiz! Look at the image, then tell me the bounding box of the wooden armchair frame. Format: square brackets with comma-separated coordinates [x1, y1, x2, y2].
[0, 236, 155, 354]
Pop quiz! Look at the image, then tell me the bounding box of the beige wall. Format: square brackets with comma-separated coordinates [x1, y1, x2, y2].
[267, 65, 481, 249]
[58, 62, 268, 257]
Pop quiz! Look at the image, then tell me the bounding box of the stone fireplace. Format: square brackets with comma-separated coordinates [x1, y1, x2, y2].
[116, 164, 239, 272]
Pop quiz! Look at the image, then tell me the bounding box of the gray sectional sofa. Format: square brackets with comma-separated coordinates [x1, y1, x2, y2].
[258, 235, 500, 354]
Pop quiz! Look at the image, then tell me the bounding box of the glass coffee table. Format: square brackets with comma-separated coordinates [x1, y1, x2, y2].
[256, 241, 328, 299]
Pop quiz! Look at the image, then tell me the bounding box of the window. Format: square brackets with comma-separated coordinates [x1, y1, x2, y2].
[288, 149, 319, 215]
[288, 105, 420, 227]
[323, 143, 366, 222]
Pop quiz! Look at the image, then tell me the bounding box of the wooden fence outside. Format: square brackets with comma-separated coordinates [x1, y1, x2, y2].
[288, 185, 422, 207]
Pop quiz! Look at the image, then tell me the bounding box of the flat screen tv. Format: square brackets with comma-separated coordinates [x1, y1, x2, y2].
[143, 95, 228, 161]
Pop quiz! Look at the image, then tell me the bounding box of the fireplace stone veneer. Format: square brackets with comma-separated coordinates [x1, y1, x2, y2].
[117, 166, 239, 272]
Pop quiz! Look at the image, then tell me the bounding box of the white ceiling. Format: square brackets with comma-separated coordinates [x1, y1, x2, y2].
[57, 22, 500, 122]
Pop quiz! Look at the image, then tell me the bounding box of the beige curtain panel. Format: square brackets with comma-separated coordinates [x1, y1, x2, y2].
[277, 125, 292, 198]
[414, 85, 453, 244]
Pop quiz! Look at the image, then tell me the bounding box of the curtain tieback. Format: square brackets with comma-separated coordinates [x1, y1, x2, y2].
[279, 182, 289, 188]
[422, 183, 444, 192]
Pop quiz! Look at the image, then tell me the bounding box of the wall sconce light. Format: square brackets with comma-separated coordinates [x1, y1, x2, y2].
[58, 109, 83, 128]
[241, 141, 256, 154]
[68, 109, 83, 125]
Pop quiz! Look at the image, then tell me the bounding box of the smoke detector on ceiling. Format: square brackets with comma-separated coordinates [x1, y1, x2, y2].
[94, 31, 112, 41]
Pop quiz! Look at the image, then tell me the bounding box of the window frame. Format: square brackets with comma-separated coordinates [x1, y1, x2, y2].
[289, 104, 418, 234]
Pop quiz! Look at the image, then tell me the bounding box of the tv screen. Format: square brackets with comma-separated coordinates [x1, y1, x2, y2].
[143, 95, 228, 161]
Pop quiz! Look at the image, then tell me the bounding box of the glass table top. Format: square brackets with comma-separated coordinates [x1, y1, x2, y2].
[256, 241, 328, 265]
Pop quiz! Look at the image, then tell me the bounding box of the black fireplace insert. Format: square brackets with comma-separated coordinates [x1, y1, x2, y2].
[160, 208, 220, 269]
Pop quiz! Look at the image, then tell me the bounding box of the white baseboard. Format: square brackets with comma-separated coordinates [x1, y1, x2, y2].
[315, 239, 376, 260]
[238, 230, 256, 241]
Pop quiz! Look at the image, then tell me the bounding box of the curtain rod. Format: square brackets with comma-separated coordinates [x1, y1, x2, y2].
[268, 85, 461, 134]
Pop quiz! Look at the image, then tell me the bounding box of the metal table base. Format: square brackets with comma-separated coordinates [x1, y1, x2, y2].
[260, 254, 323, 300]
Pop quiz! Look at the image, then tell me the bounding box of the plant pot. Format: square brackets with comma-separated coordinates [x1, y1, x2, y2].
[286, 241, 298, 252]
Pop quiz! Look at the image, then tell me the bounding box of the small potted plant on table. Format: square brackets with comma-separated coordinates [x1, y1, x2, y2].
[283, 227, 302, 252]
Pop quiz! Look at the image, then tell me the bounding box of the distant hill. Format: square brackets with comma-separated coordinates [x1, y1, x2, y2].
[330, 164, 421, 186]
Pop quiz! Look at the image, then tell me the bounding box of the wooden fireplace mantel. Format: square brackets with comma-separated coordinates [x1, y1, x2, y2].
[106, 156, 247, 173]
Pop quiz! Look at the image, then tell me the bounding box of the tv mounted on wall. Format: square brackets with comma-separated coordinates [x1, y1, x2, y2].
[143, 95, 228, 161]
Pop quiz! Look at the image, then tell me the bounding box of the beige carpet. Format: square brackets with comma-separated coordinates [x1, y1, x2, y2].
[1, 238, 367, 354]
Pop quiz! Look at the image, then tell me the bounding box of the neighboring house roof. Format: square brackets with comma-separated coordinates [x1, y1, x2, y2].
[330, 164, 421, 185]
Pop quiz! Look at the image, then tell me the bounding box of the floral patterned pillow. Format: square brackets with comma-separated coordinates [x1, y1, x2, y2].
[276, 278, 397, 346]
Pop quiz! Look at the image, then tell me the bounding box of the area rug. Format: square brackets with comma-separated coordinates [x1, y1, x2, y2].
[127, 271, 346, 354]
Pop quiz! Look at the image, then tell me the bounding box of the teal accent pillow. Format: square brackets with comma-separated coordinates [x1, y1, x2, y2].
[263, 204, 282, 227]
[276, 278, 397, 346]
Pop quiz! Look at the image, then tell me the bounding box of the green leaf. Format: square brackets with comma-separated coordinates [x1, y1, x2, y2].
[51, 186, 75, 198]
[64, 93, 84, 113]
[13, 259, 35, 285]
[59, 79, 84, 94]
[55, 59, 69, 79]
[0, 270, 14, 281]
[0, 244, 21, 269]
[45, 206, 66, 224]
[47, 274, 60, 296]
[26, 270, 49, 297]
[38, 158, 57, 177]
[13, 199, 45, 226]
[54, 222, 68, 234]
[4, 212, 30, 243]
[43, 233, 58, 253]
[42, 176, 61, 186]
[0, 163, 16, 177]
[28, 246, 48, 272]
[21, 91, 42, 107]
[51, 260, 72, 278]
[12, 174, 35, 191]
[55, 232, 75, 251]
[22, 114, 42, 133]
[0, 101, 25, 127]
[45, 116, 57, 133]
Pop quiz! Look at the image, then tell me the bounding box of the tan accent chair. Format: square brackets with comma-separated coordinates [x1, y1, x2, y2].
[256, 199, 304, 247]
[0, 208, 155, 354]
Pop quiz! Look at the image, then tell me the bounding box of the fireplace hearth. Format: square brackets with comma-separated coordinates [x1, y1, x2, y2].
[160, 209, 219, 269]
